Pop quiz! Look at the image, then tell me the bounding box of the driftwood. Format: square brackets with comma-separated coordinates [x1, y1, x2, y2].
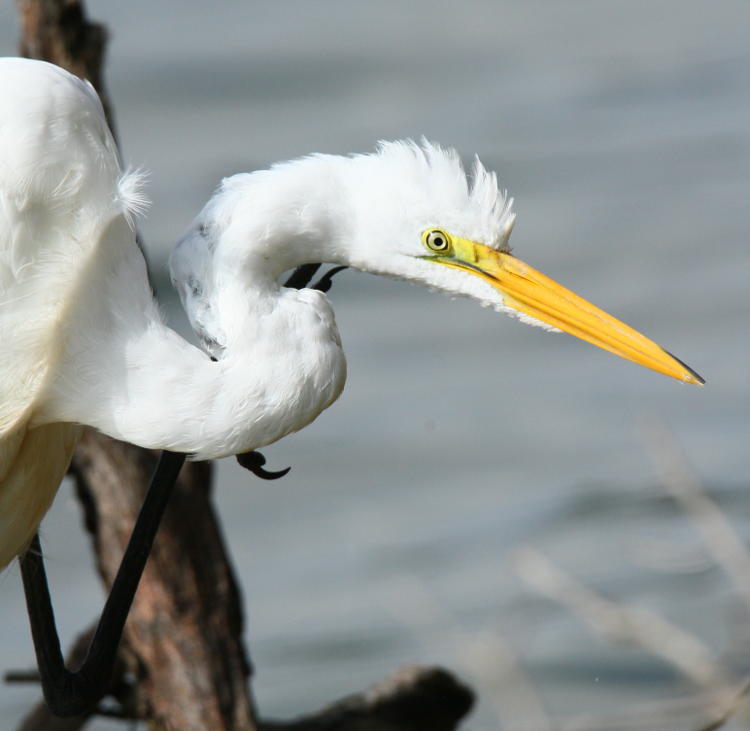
[13, 631, 473, 731]
[9, 1, 475, 729]
[17, 0, 115, 135]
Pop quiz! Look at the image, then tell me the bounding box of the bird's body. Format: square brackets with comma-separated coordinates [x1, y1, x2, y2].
[0, 57, 702, 570]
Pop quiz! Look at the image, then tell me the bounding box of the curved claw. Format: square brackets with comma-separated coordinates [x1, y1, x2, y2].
[236, 450, 291, 480]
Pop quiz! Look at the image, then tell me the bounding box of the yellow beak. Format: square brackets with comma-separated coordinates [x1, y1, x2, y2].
[431, 238, 704, 385]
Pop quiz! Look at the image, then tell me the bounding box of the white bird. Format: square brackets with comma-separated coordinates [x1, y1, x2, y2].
[0, 57, 703, 571]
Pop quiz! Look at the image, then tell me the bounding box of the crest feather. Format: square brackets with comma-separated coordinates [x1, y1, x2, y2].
[372, 139, 516, 250]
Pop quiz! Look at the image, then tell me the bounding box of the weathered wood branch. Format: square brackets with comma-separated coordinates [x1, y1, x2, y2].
[17, 0, 115, 135]
[12, 646, 473, 731]
[70, 431, 258, 730]
[262, 665, 474, 731]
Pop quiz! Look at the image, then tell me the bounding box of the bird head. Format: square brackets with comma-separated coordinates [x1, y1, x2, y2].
[341, 140, 703, 385]
[175, 140, 702, 384]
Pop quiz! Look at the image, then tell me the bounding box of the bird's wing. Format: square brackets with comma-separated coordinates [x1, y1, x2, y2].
[0, 59, 150, 567]
[0, 58, 141, 436]
[0, 421, 80, 568]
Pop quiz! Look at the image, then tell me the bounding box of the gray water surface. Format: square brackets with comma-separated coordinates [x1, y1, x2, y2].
[1, 2, 749, 729]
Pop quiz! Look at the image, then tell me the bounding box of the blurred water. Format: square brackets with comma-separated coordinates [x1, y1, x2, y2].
[1, 2, 749, 729]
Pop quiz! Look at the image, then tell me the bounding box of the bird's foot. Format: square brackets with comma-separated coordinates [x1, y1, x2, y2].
[236, 451, 291, 480]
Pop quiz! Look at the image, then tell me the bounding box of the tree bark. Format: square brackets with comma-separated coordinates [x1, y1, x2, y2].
[17, 0, 115, 135]
[70, 432, 258, 730]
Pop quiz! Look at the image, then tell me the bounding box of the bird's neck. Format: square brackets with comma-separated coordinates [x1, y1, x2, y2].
[39, 214, 347, 459]
[212, 156, 356, 273]
[171, 155, 356, 355]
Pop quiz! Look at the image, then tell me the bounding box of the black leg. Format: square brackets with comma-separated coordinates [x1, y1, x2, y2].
[19, 450, 186, 716]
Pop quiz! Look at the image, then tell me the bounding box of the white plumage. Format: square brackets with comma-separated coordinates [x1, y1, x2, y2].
[0, 57, 701, 570]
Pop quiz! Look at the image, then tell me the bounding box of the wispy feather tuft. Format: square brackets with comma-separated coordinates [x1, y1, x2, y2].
[117, 168, 150, 229]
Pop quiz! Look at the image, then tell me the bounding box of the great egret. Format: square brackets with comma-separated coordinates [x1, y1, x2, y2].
[1, 57, 702, 714]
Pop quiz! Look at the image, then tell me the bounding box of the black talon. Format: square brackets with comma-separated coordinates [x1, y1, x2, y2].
[312, 265, 348, 293]
[236, 450, 291, 480]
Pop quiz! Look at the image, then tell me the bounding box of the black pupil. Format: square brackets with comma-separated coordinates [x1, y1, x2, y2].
[432, 235, 444, 248]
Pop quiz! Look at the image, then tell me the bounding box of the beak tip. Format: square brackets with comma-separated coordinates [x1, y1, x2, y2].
[665, 350, 705, 386]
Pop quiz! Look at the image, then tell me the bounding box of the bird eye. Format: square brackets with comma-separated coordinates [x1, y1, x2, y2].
[423, 229, 451, 253]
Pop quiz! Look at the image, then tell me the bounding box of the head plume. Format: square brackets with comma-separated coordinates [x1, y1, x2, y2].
[360, 139, 516, 251]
